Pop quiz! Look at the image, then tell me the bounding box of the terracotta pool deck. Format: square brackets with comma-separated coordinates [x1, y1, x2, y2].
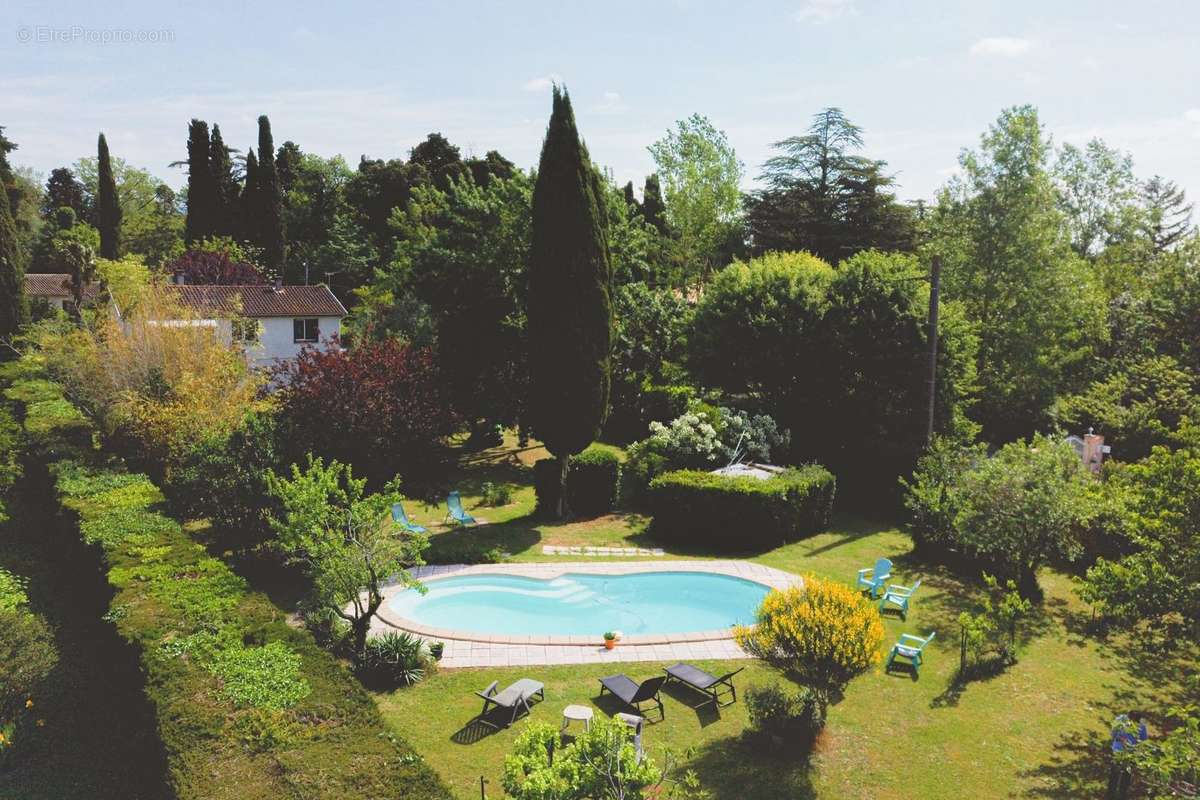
[370, 560, 802, 668]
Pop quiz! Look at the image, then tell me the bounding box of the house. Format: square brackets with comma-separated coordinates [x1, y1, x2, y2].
[162, 282, 347, 369]
[24, 273, 103, 311]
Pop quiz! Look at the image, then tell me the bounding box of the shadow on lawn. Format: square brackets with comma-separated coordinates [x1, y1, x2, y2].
[687, 734, 815, 800]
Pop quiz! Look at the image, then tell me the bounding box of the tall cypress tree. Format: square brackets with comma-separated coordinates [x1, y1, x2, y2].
[527, 87, 613, 517]
[97, 132, 121, 259]
[208, 124, 239, 238]
[0, 132, 28, 343]
[241, 147, 260, 246]
[255, 116, 285, 274]
[185, 119, 217, 245]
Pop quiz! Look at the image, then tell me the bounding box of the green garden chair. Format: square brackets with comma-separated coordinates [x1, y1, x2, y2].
[856, 558, 892, 599]
[879, 578, 922, 620]
[885, 631, 936, 677]
[391, 502, 427, 534]
[445, 491, 477, 526]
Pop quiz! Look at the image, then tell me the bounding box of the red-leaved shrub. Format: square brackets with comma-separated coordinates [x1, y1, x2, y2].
[273, 339, 460, 489]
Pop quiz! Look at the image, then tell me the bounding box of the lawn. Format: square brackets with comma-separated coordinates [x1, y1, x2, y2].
[374, 436, 1195, 799]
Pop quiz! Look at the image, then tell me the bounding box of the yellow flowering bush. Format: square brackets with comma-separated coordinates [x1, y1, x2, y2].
[735, 577, 884, 709]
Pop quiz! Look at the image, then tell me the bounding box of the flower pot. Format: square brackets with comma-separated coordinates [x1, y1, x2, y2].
[604, 639, 616, 650]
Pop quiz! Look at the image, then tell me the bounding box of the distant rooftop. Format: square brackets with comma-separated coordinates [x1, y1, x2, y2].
[24, 273, 103, 301]
[162, 284, 347, 318]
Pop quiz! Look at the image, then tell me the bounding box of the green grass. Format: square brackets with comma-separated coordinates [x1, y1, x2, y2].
[375, 434, 1196, 799]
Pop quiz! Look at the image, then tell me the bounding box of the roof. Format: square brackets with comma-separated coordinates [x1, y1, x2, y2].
[24, 273, 103, 301]
[162, 284, 347, 318]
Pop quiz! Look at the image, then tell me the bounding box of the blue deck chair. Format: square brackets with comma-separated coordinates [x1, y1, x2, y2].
[880, 578, 922, 620]
[856, 558, 893, 599]
[445, 491, 477, 526]
[391, 502, 427, 534]
[885, 631, 936, 677]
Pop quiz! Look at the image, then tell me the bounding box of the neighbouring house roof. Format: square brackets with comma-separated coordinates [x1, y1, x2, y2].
[162, 284, 347, 318]
[24, 273, 103, 301]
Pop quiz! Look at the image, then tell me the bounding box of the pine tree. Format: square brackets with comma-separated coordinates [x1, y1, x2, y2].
[527, 86, 613, 517]
[1142, 176, 1195, 253]
[97, 132, 121, 259]
[185, 119, 217, 245]
[255, 116, 286, 273]
[641, 173, 668, 235]
[209, 124, 240, 238]
[0, 149, 28, 343]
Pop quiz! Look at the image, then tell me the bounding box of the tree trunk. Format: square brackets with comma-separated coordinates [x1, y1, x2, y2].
[351, 616, 370, 658]
[555, 454, 570, 519]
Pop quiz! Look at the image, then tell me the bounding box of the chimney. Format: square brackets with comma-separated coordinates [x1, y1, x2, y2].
[273, 277, 283, 294]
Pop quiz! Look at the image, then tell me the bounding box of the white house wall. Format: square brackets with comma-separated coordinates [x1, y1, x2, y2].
[243, 316, 342, 369]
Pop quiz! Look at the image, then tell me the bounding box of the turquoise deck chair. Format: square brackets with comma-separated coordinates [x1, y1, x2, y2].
[880, 578, 922, 620]
[886, 631, 936, 677]
[391, 502, 427, 534]
[445, 491, 477, 526]
[856, 558, 893, 599]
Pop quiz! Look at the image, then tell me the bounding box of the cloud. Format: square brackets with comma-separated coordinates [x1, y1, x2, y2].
[1185, 108, 1200, 125]
[588, 90, 628, 115]
[794, 0, 857, 24]
[969, 37, 1035, 57]
[521, 73, 562, 93]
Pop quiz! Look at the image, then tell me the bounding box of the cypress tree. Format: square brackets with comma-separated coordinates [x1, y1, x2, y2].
[97, 133, 121, 259]
[209, 124, 240, 238]
[641, 173, 668, 235]
[0, 159, 28, 342]
[241, 147, 259, 245]
[185, 119, 217, 245]
[527, 86, 613, 517]
[255, 115, 285, 273]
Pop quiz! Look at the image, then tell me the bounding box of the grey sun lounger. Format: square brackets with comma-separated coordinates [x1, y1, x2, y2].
[475, 678, 545, 728]
[664, 663, 744, 707]
[598, 674, 666, 721]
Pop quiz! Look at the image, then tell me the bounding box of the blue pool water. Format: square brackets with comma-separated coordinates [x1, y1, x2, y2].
[388, 572, 770, 636]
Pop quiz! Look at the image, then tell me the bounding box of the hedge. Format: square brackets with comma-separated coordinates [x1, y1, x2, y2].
[648, 466, 836, 550]
[5, 369, 452, 800]
[533, 444, 622, 517]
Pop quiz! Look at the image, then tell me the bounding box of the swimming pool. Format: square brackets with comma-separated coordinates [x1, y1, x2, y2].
[385, 571, 771, 637]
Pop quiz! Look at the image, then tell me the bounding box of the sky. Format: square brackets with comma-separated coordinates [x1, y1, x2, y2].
[2, 0, 1199, 204]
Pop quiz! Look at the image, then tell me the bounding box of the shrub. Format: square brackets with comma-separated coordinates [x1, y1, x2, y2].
[534, 444, 623, 518]
[359, 632, 433, 688]
[957, 574, 1033, 677]
[502, 719, 663, 800]
[164, 409, 282, 551]
[624, 406, 790, 505]
[273, 339, 459, 488]
[745, 682, 825, 752]
[648, 466, 835, 550]
[736, 579, 884, 711]
[0, 610, 59, 723]
[480, 481, 515, 507]
[0, 569, 28, 612]
[210, 642, 311, 710]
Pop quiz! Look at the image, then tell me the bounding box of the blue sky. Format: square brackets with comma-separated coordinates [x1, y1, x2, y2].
[3, 0, 1198, 204]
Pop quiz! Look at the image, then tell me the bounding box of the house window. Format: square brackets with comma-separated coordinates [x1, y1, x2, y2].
[233, 318, 260, 344]
[293, 318, 320, 343]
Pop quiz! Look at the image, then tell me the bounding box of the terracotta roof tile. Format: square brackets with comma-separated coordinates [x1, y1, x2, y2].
[24, 273, 103, 301]
[162, 284, 347, 318]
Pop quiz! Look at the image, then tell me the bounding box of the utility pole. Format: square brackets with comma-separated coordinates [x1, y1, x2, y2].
[925, 255, 941, 446]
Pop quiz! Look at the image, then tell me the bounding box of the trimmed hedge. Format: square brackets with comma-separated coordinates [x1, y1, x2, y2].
[6, 370, 452, 800]
[533, 444, 622, 517]
[648, 466, 836, 550]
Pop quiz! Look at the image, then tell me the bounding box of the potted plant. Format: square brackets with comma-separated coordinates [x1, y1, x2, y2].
[603, 631, 617, 650]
